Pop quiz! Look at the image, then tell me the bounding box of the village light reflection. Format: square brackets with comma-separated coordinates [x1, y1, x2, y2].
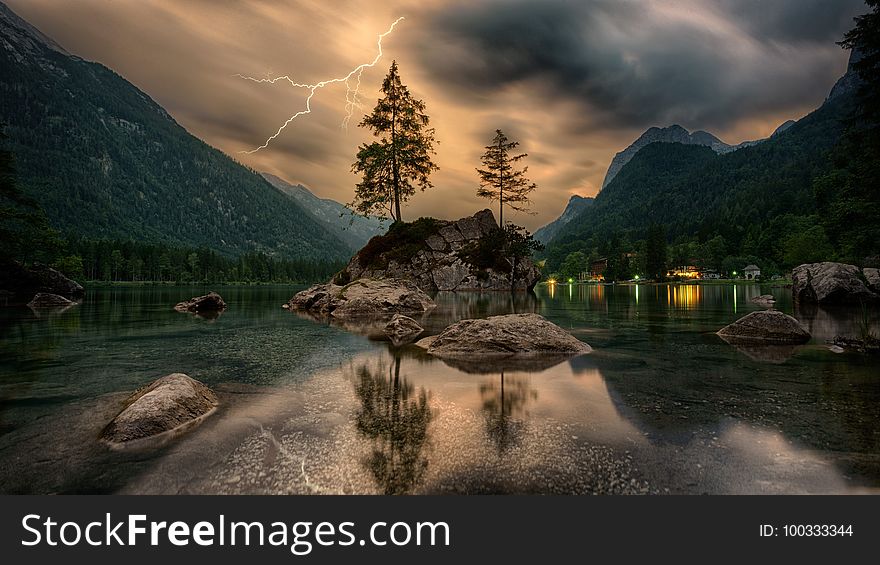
[733, 284, 737, 313]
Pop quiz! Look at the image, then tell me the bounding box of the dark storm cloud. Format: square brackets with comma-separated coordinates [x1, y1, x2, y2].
[416, 0, 866, 129]
[718, 0, 866, 43]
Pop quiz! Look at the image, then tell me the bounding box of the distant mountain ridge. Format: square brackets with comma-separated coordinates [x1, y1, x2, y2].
[533, 195, 594, 244]
[0, 1, 350, 261]
[601, 125, 726, 189]
[261, 173, 384, 252]
[543, 64, 857, 269]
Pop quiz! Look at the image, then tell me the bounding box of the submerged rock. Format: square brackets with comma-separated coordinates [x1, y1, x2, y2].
[27, 292, 76, 309]
[750, 294, 776, 307]
[725, 342, 801, 364]
[717, 310, 811, 344]
[791, 262, 879, 304]
[383, 314, 424, 346]
[174, 292, 227, 313]
[288, 278, 435, 319]
[828, 335, 880, 355]
[416, 313, 591, 358]
[100, 373, 218, 445]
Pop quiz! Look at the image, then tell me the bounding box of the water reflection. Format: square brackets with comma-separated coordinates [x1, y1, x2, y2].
[352, 356, 433, 494]
[479, 371, 538, 453]
[1, 284, 879, 494]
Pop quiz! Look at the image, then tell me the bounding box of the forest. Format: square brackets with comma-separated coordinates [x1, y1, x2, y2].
[543, 55, 880, 282]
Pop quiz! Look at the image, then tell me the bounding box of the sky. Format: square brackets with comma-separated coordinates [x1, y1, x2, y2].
[6, 0, 867, 230]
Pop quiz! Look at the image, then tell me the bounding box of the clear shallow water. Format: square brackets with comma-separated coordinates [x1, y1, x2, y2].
[0, 283, 877, 494]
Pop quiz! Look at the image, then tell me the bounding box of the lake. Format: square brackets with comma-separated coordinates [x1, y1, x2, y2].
[0, 283, 878, 494]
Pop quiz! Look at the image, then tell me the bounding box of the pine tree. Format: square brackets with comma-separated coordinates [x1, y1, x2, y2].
[815, 0, 880, 262]
[645, 225, 668, 280]
[351, 61, 438, 223]
[476, 130, 537, 225]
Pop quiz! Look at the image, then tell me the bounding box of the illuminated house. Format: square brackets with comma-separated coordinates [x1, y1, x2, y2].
[667, 265, 701, 279]
[743, 264, 761, 279]
[589, 258, 607, 281]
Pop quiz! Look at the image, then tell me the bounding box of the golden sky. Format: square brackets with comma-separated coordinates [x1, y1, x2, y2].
[6, 0, 864, 230]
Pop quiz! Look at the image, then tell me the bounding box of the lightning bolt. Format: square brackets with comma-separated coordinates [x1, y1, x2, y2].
[237, 17, 404, 154]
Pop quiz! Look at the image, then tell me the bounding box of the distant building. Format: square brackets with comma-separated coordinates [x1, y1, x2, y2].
[589, 258, 608, 281]
[743, 264, 761, 279]
[667, 265, 701, 279]
[701, 269, 721, 279]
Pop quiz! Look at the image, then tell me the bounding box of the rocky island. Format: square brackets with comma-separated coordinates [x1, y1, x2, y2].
[332, 209, 541, 292]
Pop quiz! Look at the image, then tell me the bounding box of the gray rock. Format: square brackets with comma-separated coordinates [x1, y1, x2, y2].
[288, 278, 435, 319]
[174, 292, 227, 313]
[0, 261, 84, 305]
[425, 234, 447, 251]
[454, 216, 482, 240]
[432, 259, 472, 291]
[439, 225, 465, 244]
[792, 262, 879, 304]
[473, 209, 498, 234]
[864, 268, 880, 293]
[750, 294, 776, 307]
[288, 283, 341, 313]
[335, 209, 542, 292]
[100, 373, 218, 444]
[29, 263, 84, 298]
[27, 292, 75, 308]
[415, 313, 591, 358]
[717, 310, 811, 344]
[383, 314, 424, 345]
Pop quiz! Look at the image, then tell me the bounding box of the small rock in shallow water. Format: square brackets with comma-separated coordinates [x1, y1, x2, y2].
[100, 373, 218, 445]
[383, 313, 424, 345]
[174, 292, 227, 313]
[717, 310, 810, 344]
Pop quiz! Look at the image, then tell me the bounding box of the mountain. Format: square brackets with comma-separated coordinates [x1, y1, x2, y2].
[0, 1, 350, 261]
[544, 64, 856, 271]
[772, 120, 796, 137]
[599, 120, 800, 190]
[601, 125, 730, 189]
[533, 195, 594, 244]
[261, 173, 384, 252]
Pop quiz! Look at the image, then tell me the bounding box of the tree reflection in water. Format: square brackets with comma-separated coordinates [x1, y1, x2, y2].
[353, 356, 433, 494]
[479, 371, 538, 453]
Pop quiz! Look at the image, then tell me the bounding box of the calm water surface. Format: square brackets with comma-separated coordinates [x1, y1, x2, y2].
[0, 283, 877, 494]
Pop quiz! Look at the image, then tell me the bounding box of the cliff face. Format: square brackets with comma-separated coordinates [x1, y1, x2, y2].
[335, 209, 542, 292]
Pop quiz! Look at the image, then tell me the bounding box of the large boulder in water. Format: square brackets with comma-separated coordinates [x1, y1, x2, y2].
[0, 261, 84, 305]
[791, 262, 879, 304]
[288, 278, 435, 319]
[100, 373, 218, 445]
[334, 210, 542, 291]
[174, 292, 227, 313]
[717, 310, 811, 344]
[416, 313, 591, 358]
